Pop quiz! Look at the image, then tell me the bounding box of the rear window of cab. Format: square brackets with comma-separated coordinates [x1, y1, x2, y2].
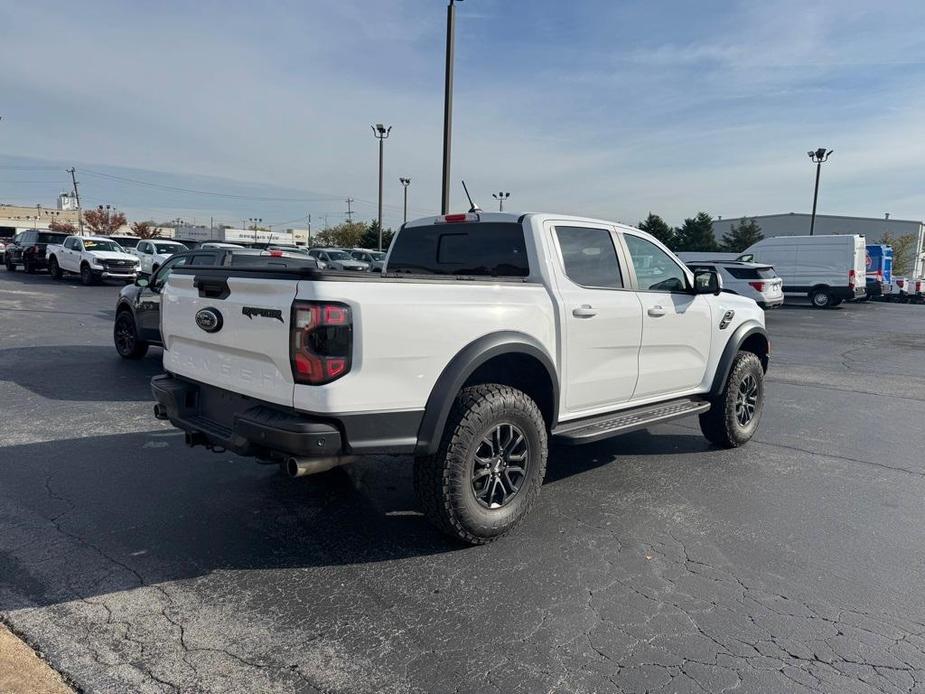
[388, 222, 529, 277]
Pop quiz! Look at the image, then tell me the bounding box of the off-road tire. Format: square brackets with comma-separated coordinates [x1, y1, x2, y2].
[699, 351, 764, 448]
[80, 263, 96, 286]
[414, 384, 548, 545]
[809, 288, 833, 308]
[49, 257, 63, 280]
[113, 311, 149, 359]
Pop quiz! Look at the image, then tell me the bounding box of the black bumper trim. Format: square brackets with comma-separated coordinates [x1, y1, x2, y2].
[151, 374, 422, 458]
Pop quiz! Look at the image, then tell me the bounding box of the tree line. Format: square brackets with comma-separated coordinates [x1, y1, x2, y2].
[637, 212, 764, 253]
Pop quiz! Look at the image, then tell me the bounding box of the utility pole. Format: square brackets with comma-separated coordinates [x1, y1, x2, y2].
[307, 213, 312, 246]
[399, 178, 411, 224]
[371, 123, 392, 251]
[345, 197, 354, 222]
[807, 148, 833, 236]
[67, 167, 84, 234]
[492, 192, 510, 212]
[441, 0, 461, 214]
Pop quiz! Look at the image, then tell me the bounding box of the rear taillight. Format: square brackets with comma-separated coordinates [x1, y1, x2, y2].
[848, 269, 856, 288]
[748, 281, 766, 292]
[876, 270, 883, 281]
[290, 301, 352, 385]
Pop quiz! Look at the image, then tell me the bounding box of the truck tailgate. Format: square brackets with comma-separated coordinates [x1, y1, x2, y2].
[161, 272, 298, 407]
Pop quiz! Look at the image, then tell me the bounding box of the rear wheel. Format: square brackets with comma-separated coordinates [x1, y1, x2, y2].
[809, 288, 833, 308]
[700, 351, 764, 448]
[113, 312, 148, 359]
[23, 256, 36, 274]
[48, 257, 63, 280]
[414, 384, 548, 545]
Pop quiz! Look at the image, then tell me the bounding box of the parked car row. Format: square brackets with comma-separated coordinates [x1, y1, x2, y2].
[682, 234, 923, 309]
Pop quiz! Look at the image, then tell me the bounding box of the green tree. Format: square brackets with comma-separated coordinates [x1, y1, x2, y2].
[360, 220, 395, 250]
[674, 212, 719, 252]
[637, 213, 676, 248]
[880, 231, 918, 275]
[313, 221, 366, 248]
[720, 217, 763, 253]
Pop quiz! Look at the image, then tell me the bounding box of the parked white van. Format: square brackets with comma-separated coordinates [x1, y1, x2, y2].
[740, 235, 867, 308]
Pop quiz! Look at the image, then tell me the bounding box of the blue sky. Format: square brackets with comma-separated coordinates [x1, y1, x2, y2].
[2, 0, 925, 229]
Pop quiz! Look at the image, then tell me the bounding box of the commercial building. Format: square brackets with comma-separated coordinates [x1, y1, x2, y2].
[714, 212, 925, 276]
[0, 199, 81, 239]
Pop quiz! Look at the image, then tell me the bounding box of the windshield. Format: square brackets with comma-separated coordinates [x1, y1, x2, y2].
[366, 251, 385, 260]
[154, 242, 187, 254]
[84, 239, 124, 252]
[326, 250, 352, 260]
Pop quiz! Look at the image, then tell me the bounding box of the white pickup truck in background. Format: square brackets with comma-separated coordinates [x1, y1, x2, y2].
[152, 212, 770, 544]
[46, 235, 140, 285]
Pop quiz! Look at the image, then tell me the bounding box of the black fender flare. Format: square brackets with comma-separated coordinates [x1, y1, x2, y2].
[708, 323, 769, 397]
[415, 331, 558, 456]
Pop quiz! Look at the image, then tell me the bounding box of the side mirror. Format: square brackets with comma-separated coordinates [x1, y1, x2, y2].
[693, 269, 722, 295]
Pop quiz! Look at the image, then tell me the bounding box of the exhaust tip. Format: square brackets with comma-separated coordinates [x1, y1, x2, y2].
[153, 404, 168, 420]
[285, 457, 300, 478]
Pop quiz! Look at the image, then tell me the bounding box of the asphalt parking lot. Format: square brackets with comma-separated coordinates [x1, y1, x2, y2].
[2, 269, 924, 694]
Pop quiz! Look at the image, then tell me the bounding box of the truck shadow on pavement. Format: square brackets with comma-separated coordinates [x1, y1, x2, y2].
[0, 424, 712, 612]
[0, 345, 162, 402]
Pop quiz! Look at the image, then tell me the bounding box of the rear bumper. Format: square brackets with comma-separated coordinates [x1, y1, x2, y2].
[151, 374, 422, 458]
[756, 297, 784, 309]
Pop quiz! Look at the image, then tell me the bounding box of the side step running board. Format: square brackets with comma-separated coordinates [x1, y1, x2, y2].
[552, 397, 711, 445]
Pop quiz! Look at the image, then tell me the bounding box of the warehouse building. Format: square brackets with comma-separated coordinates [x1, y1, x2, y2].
[714, 212, 925, 276]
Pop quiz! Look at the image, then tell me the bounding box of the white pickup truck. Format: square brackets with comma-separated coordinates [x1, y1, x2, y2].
[152, 212, 770, 544]
[47, 235, 140, 285]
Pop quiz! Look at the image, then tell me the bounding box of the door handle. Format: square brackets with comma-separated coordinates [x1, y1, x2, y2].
[647, 305, 666, 317]
[572, 305, 597, 318]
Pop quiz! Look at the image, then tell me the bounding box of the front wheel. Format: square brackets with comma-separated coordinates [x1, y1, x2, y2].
[49, 257, 63, 280]
[80, 264, 96, 286]
[414, 384, 548, 545]
[699, 351, 764, 448]
[4, 256, 14, 271]
[113, 312, 149, 359]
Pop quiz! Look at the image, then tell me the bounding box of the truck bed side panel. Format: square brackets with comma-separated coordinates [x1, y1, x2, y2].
[292, 280, 556, 415]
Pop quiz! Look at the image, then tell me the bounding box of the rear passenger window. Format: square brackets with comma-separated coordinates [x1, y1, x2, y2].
[555, 226, 623, 289]
[388, 222, 529, 277]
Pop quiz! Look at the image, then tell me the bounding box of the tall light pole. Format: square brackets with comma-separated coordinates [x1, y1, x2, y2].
[441, 0, 462, 214]
[371, 123, 391, 251]
[492, 192, 510, 212]
[249, 217, 262, 244]
[399, 177, 411, 224]
[807, 147, 833, 236]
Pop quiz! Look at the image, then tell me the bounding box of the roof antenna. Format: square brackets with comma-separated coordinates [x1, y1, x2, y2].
[461, 180, 482, 213]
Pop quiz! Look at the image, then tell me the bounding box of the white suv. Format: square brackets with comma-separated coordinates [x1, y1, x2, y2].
[682, 258, 784, 310]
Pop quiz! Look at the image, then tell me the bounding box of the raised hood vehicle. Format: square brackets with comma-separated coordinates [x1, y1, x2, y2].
[152, 212, 770, 545]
